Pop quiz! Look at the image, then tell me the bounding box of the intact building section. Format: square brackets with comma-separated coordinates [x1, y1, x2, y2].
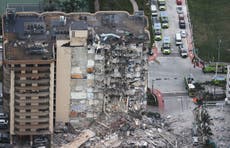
[55, 39, 71, 123]
[2, 11, 55, 145]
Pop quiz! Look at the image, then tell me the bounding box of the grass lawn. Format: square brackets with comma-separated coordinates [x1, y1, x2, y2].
[188, 0, 230, 62]
[99, 0, 133, 14]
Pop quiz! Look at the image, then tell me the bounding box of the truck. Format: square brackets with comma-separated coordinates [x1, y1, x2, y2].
[153, 23, 162, 41]
[184, 74, 196, 97]
[158, 0, 166, 11]
[161, 36, 171, 54]
[160, 11, 169, 28]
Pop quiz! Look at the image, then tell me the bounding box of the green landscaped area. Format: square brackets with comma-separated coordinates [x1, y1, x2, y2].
[0, 0, 43, 14]
[136, 0, 154, 45]
[188, 0, 230, 62]
[99, 0, 133, 14]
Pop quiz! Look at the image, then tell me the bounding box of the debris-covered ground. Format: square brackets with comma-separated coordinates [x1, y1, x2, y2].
[54, 104, 230, 148]
[166, 104, 230, 148]
[55, 110, 188, 147]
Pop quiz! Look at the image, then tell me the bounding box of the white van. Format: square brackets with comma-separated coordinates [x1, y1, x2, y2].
[175, 33, 182, 46]
[151, 5, 158, 17]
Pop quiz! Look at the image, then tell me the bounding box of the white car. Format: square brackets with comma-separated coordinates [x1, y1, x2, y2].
[225, 98, 230, 105]
[180, 30, 187, 38]
[176, 6, 183, 14]
[192, 136, 199, 146]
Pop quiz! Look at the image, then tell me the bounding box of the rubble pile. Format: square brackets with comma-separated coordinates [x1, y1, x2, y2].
[93, 34, 148, 113]
[77, 110, 183, 148]
[54, 122, 79, 147]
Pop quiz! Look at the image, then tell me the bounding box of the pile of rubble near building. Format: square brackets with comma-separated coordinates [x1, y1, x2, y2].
[54, 108, 190, 148]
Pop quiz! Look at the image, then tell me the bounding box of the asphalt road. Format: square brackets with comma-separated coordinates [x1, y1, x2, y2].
[148, 0, 215, 96]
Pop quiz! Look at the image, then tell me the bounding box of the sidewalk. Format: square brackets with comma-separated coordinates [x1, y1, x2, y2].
[130, 0, 139, 13]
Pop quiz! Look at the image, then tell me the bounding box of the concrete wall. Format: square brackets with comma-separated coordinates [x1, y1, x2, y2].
[56, 40, 71, 122]
[49, 62, 54, 133]
[10, 70, 15, 135]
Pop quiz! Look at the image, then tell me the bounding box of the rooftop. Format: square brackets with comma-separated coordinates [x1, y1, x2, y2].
[3, 11, 149, 62]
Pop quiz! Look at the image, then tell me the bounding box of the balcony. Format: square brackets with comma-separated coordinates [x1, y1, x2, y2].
[15, 86, 50, 91]
[12, 66, 50, 71]
[15, 111, 49, 116]
[15, 79, 50, 84]
[15, 117, 49, 123]
[15, 123, 49, 129]
[15, 98, 49, 104]
[15, 92, 50, 97]
[14, 130, 51, 135]
[15, 73, 50, 79]
[15, 105, 49, 110]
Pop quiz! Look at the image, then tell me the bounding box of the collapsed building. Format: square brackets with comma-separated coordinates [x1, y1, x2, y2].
[2, 10, 149, 146]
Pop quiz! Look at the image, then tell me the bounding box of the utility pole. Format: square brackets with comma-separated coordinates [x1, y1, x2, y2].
[215, 39, 221, 76]
[214, 39, 221, 99]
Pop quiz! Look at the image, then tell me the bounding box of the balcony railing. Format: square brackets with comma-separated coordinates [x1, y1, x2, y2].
[15, 105, 49, 110]
[15, 86, 50, 90]
[15, 123, 49, 129]
[15, 98, 49, 104]
[14, 130, 51, 135]
[15, 92, 50, 97]
[15, 111, 49, 116]
[15, 117, 49, 123]
[15, 79, 50, 84]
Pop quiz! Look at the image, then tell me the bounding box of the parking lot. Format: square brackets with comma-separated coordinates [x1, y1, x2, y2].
[148, 0, 215, 95]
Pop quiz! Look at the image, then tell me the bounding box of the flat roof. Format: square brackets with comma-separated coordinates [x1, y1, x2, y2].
[3, 11, 149, 61]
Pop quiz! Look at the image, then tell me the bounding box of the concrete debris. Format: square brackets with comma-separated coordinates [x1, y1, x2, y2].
[77, 110, 182, 148]
[61, 129, 95, 148]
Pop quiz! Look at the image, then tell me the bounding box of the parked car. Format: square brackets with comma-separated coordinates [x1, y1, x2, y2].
[176, 0, 182, 5]
[178, 13, 185, 21]
[175, 33, 182, 46]
[176, 6, 183, 14]
[148, 47, 154, 56]
[178, 44, 188, 58]
[225, 98, 230, 105]
[33, 136, 49, 148]
[0, 133, 10, 143]
[179, 20, 186, 29]
[151, 4, 158, 17]
[192, 136, 199, 146]
[0, 119, 8, 129]
[0, 113, 8, 119]
[180, 30, 187, 38]
[152, 17, 160, 24]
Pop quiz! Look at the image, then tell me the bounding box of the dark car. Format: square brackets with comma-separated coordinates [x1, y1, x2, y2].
[0, 133, 10, 143]
[152, 17, 160, 24]
[179, 20, 186, 29]
[33, 137, 49, 148]
[148, 47, 154, 56]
